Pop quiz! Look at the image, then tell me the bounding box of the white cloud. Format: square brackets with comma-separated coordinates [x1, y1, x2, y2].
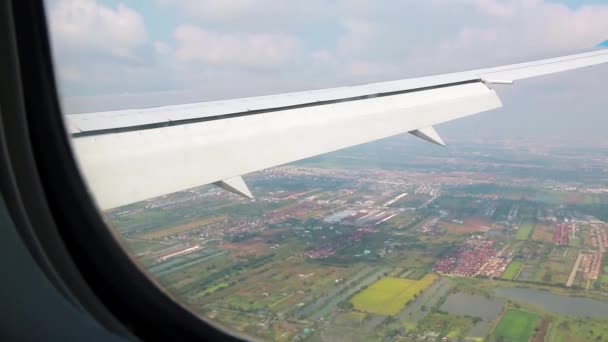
[48, 0, 148, 59]
[436, 1, 608, 60]
[330, 0, 608, 78]
[47, 0, 161, 99]
[345, 61, 397, 78]
[172, 25, 301, 67]
[157, 0, 330, 24]
[337, 18, 381, 56]
[157, 0, 272, 19]
[154, 41, 171, 56]
[311, 50, 337, 65]
[53, 0, 608, 131]
[442, 0, 516, 19]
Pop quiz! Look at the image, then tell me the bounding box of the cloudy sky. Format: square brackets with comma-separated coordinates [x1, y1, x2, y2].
[46, 0, 608, 141]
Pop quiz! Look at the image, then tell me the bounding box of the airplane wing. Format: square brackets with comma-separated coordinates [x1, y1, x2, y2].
[66, 48, 608, 210]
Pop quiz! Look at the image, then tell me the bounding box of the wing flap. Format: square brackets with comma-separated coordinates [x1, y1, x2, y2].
[214, 176, 253, 199]
[409, 126, 446, 146]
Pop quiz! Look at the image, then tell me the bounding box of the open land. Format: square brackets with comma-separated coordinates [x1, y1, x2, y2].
[351, 274, 437, 315]
[491, 309, 541, 342]
[106, 138, 608, 341]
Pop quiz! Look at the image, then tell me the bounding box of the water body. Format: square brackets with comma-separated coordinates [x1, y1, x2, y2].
[400, 278, 453, 326]
[495, 287, 608, 318]
[440, 292, 504, 338]
[309, 267, 391, 321]
[441, 292, 504, 319]
[298, 266, 391, 320]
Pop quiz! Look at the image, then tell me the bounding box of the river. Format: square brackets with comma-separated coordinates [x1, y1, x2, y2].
[495, 287, 608, 318]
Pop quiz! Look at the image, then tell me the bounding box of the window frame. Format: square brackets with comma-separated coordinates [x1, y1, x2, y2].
[0, 1, 243, 340]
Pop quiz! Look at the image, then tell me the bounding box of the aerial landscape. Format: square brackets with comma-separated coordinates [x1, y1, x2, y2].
[106, 135, 608, 342]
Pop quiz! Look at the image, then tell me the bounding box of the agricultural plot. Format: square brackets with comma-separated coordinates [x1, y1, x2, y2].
[332, 312, 366, 327]
[399, 278, 453, 329]
[304, 266, 391, 321]
[601, 265, 608, 290]
[535, 259, 575, 285]
[149, 248, 226, 276]
[406, 268, 428, 280]
[515, 243, 552, 282]
[123, 238, 176, 255]
[532, 224, 554, 243]
[440, 221, 487, 235]
[389, 212, 417, 227]
[136, 216, 226, 239]
[532, 318, 550, 342]
[500, 261, 523, 280]
[415, 312, 474, 340]
[516, 222, 535, 240]
[199, 260, 361, 320]
[491, 309, 540, 342]
[549, 317, 608, 342]
[351, 274, 437, 315]
[519, 246, 579, 285]
[464, 217, 493, 230]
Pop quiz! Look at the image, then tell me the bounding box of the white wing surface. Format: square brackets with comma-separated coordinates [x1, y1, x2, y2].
[67, 49, 608, 210]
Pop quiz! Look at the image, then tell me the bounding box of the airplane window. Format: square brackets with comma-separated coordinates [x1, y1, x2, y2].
[44, 0, 608, 340]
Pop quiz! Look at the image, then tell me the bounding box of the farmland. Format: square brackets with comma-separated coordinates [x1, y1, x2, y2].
[104, 138, 608, 341]
[500, 260, 523, 280]
[549, 317, 608, 342]
[351, 274, 437, 315]
[491, 309, 540, 342]
[516, 222, 535, 240]
[415, 312, 473, 339]
[136, 216, 226, 239]
[440, 221, 488, 235]
[532, 224, 555, 242]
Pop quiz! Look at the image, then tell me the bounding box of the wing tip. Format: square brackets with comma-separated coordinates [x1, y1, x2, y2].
[596, 40, 608, 48]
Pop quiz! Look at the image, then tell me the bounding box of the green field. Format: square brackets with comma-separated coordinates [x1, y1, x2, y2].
[549, 317, 608, 342]
[492, 309, 540, 342]
[501, 261, 523, 280]
[416, 312, 473, 339]
[351, 274, 437, 315]
[516, 222, 535, 240]
[407, 268, 428, 280]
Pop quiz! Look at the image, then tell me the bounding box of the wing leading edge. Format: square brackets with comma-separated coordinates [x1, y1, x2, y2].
[68, 48, 608, 210]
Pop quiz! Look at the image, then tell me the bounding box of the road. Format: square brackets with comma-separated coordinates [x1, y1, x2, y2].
[566, 252, 584, 287]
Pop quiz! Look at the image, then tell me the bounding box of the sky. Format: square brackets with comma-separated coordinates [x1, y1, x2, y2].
[45, 0, 608, 142]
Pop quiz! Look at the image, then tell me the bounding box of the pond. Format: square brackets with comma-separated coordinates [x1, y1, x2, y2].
[440, 292, 504, 338]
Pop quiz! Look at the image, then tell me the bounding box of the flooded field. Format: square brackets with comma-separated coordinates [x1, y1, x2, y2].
[400, 278, 453, 327]
[495, 287, 608, 318]
[440, 292, 504, 338]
